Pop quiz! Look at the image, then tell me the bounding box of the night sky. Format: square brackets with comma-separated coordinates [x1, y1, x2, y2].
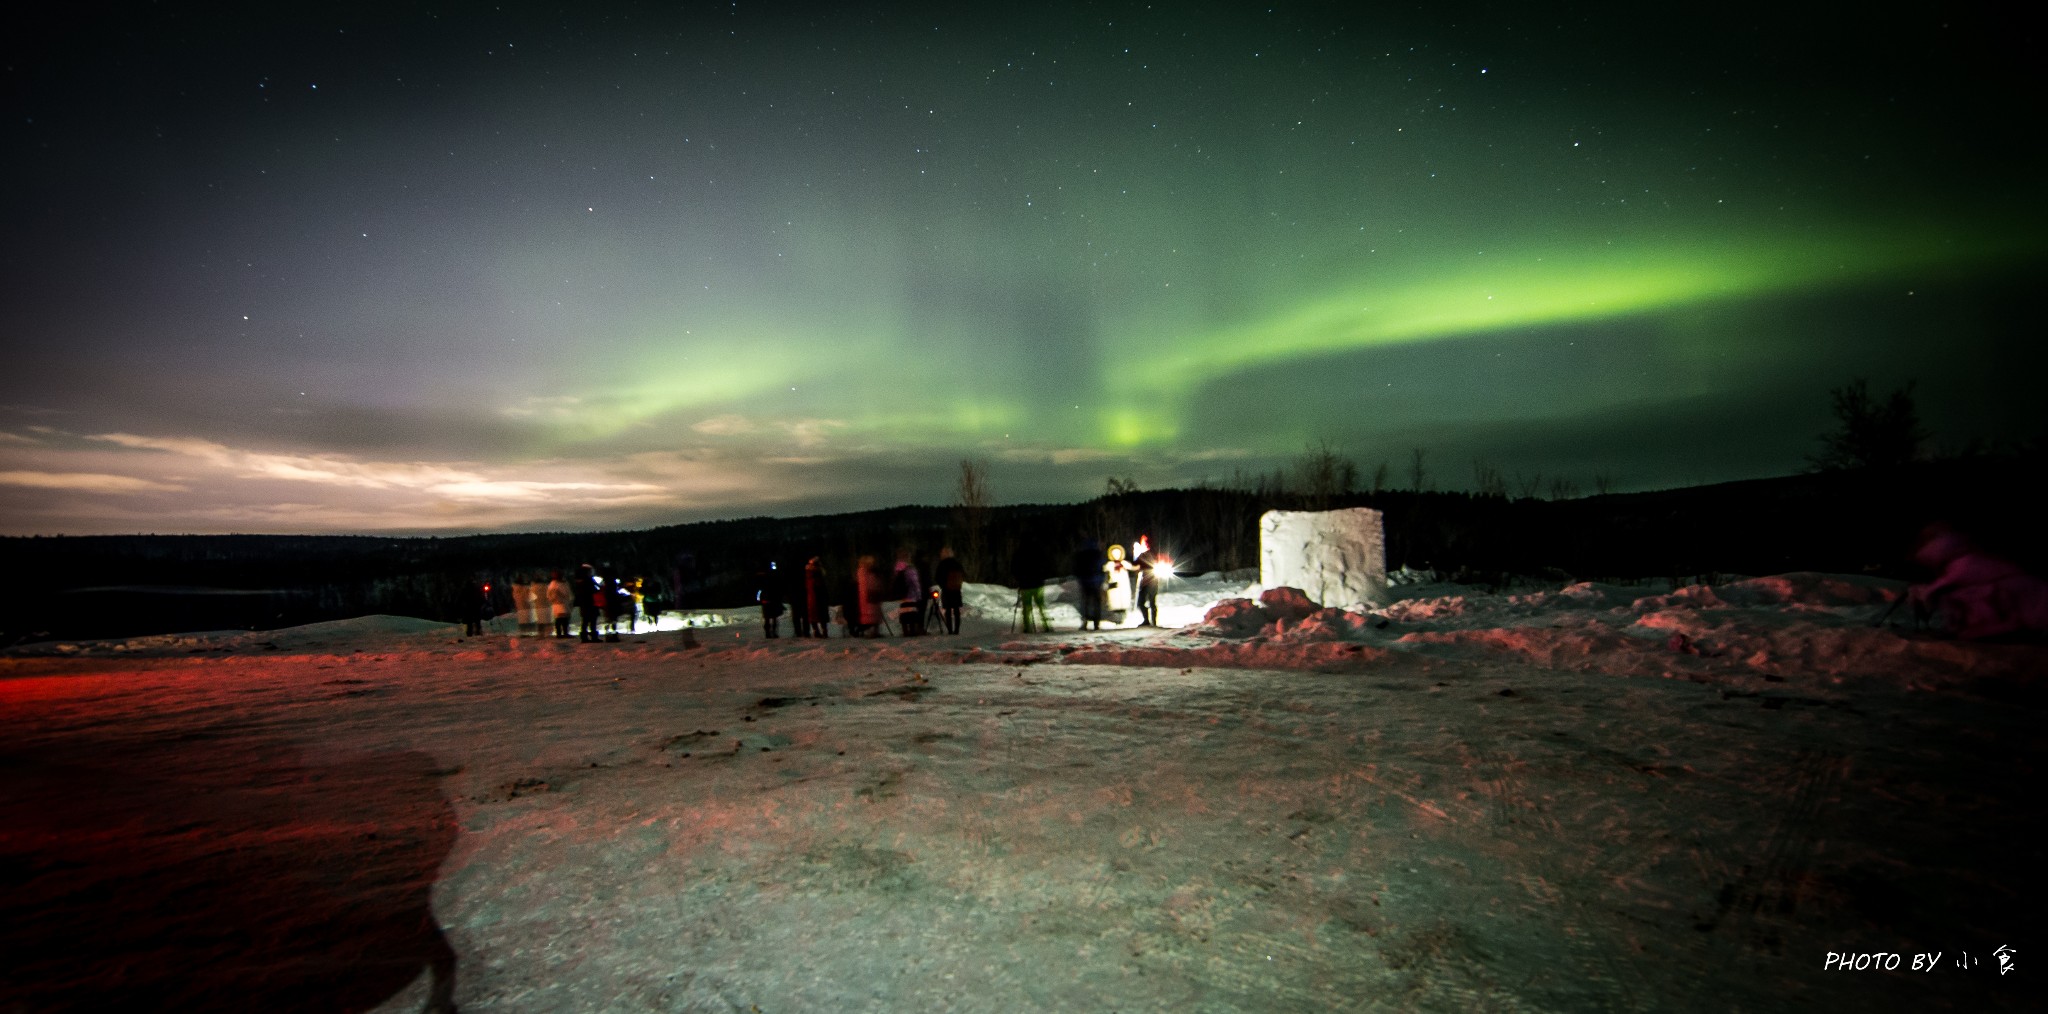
[3, 2, 2040, 535]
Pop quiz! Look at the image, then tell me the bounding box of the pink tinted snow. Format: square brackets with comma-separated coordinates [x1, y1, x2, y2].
[1197, 598, 1268, 638]
[1255, 586, 1320, 622]
[1177, 571, 2039, 691]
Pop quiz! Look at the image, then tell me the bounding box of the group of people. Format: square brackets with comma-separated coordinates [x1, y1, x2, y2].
[752, 548, 970, 639]
[462, 567, 648, 643]
[459, 536, 1169, 643]
[1017, 536, 1164, 633]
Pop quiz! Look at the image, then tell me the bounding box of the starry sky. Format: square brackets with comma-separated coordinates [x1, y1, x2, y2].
[3, 1, 2041, 535]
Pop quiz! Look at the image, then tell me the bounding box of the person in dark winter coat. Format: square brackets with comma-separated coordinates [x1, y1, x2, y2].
[460, 577, 491, 637]
[600, 567, 628, 642]
[803, 557, 832, 637]
[1011, 544, 1051, 633]
[1132, 537, 1161, 627]
[932, 547, 966, 635]
[756, 562, 785, 638]
[1072, 540, 1106, 631]
[573, 564, 601, 642]
[893, 552, 924, 636]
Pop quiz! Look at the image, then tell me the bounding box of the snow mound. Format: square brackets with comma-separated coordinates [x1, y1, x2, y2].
[1537, 582, 1643, 610]
[1198, 599, 1268, 638]
[1064, 639, 1391, 671]
[1378, 595, 1476, 622]
[269, 614, 451, 638]
[1257, 586, 1320, 622]
[1708, 572, 1900, 611]
[1626, 573, 1900, 617]
[1285, 607, 1380, 641]
[1196, 594, 1385, 643]
[3, 613, 456, 657]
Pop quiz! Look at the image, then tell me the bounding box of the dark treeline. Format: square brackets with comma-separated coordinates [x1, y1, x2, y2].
[3, 452, 2039, 645]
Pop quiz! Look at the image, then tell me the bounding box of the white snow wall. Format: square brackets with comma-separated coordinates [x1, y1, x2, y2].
[1258, 508, 1389, 610]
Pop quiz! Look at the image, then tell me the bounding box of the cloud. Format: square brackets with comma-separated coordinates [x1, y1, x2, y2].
[0, 470, 188, 493]
[997, 446, 1122, 466]
[689, 414, 847, 448]
[690, 414, 757, 437]
[784, 418, 848, 448]
[427, 478, 669, 505]
[499, 395, 586, 419]
[92, 432, 479, 489]
[87, 433, 674, 503]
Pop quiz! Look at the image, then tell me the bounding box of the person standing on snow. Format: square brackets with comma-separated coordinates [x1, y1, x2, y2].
[756, 562, 785, 639]
[1132, 537, 1161, 627]
[573, 564, 601, 643]
[854, 555, 884, 637]
[893, 551, 924, 636]
[803, 556, 833, 637]
[546, 570, 572, 638]
[600, 567, 630, 642]
[932, 547, 966, 635]
[1103, 543, 1136, 626]
[459, 576, 490, 638]
[1010, 543, 1051, 633]
[1073, 539, 1106, 631]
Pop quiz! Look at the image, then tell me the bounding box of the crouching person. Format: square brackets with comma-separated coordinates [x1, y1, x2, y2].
[1909, 524, 2048, 640]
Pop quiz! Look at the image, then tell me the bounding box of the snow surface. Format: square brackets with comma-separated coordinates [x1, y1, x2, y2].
[3, 572, 2041, 1012]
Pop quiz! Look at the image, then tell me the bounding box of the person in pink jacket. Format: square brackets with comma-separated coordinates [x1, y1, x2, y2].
[854, 555, 884, 637]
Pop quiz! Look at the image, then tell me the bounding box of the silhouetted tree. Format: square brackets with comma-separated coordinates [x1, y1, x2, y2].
[1471, 459, 1507, 499]
[1809, 379, 1926, 470]
[952, 459, 991, 576]
[1293, 439, 1358, 508]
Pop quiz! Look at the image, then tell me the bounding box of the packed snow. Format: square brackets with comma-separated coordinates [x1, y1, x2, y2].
[3, 570, 2039, 1012]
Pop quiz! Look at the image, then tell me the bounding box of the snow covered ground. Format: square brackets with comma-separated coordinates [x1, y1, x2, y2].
[3, 572, 2040, 1011]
